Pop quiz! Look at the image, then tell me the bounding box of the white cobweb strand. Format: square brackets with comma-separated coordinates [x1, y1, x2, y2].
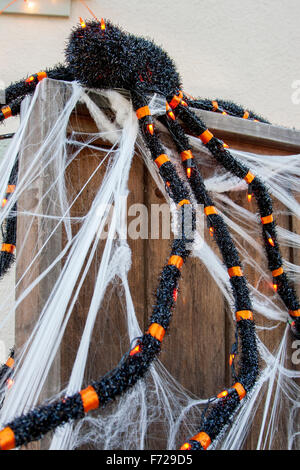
[0, 80, 299, 450]
[0, 85, 135, 418]
[50, 90, 139, 449]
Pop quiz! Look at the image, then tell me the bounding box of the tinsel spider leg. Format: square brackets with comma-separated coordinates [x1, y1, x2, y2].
[186, 97, 270, 123]
[0, 66, 75, 279]
[0, 158, 18, 278]
[167, 91, 300, 338]
[0, 349, 14, 408]
[160, 109, 258, 450]
[0, 92, 195, 451]
[0, 66, 74, 122]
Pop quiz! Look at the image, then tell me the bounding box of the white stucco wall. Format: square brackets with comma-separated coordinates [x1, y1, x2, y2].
[0, 0, 300, 359]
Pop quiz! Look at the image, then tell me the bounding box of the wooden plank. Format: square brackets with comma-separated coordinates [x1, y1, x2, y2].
[194, 109, 300, 153]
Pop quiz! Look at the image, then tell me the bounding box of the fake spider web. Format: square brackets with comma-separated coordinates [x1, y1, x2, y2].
[0, 78, 299, 450]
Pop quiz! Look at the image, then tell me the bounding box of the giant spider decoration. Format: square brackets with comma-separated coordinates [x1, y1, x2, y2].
[0, 19, 299, 451]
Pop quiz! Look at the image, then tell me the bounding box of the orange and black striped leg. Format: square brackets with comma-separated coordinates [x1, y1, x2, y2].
[185, 97, 269, 123]
[162, 111, 255, 327]
[161, 106, 258, 450]
[132, 90, 195, 323]
[1, 66, 74, 123]
[0, 240, 190, 450]
[0, 349, 14, 390]
[0, 93, 196, 451]
[0, 72, 49, 123]
[0, 99, 23, 123]
[170, 100, 300, 337]
[0, 159, 18, 279]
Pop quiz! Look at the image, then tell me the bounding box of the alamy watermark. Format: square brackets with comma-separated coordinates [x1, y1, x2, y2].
[0, 79, 5, 105]
[95, 201, 205, 243]
[291, 80, 300, 104]
[291, 340, 300, 365]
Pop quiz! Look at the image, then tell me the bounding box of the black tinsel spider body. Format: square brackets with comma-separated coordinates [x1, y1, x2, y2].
[0, 19, 299, 451]
[66, 21, 181, 97]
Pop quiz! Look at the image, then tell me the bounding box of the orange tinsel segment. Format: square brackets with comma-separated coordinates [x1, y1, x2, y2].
[1, 244, 15, 254]
[204, 206, 217, 216]
[244, 171, 255, 184]
[168, 255, 184, 270]
[146, 323, 165, 342]
[236, 310, 253, 321]
[228, 266, 243, 277]
[5, 357, 14, 368]
[0, 427, 15, 450]
[79, 385, 99, 413]
[191, 431, 211, 450]
[1, 106, 12, 119]
[198, 129, 214, 144]
[136, 106, 151, 120]
[232, 382, 246, 400]
[272, 267, 283, 277]
[154, 154, 170, 168]
[261, 214, 273, 225]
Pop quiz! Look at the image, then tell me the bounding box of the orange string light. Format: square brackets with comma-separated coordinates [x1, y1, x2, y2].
[147, 123, 154, 135]
[79, 17, 86, 28]
[25, 75, 35, 83]
[129, 344, 141, 356]
[166, 103, 175, 120]
[217, 390, 228, 399]
[229, 353, 235, 366]
[6, 378, 14, 389]
[268, 237, 275, 247]
[100, 18, 106, 30]
[212, 100, 218, 111]
[180, 442, 192, 450]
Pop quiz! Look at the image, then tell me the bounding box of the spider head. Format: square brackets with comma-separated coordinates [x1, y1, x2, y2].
[65, 19, 130, 89]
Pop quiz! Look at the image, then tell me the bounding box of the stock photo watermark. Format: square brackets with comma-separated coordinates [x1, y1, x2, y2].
[0, 79, 5, 105]
[95, 201, 205, 243]
[291, 80, 300, 105]
[291, 340, 300, 365]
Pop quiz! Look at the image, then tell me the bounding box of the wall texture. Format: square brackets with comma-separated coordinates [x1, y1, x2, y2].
[0, 0, 299, 359]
